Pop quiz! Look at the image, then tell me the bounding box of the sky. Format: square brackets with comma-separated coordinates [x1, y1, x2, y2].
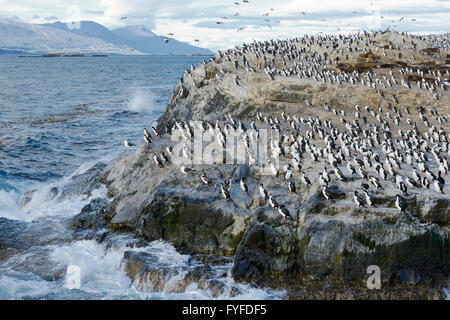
[0, 0, 449, 50]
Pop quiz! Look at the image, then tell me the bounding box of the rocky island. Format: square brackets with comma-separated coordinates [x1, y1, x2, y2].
[44, 31, 450, 299]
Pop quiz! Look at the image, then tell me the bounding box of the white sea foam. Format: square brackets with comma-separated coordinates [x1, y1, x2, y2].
[0, 160, 109, 222]
[127, 87, 157, 113]
[49, 239, 141, 299]
[0, 182, 107, 222]
[0, 271, 58, 299]
[0, 157, 285, 300]
[128, 240, 285, 300]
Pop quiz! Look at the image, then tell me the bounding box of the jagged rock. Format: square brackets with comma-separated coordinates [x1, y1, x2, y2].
[1, 248, 67, 281]
[58, 162, 106, 199]
[69, 31, 450, 298]
[0, 217, 71, 250]
[135, 186, 248, 255]
[69, 198, 109, 230]
[0, 217, 72, 281]
[123, 249, 214, 294]
[418, 198, 450, 225]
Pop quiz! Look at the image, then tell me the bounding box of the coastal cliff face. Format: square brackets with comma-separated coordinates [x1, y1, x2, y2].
[70, 31, 450, 299]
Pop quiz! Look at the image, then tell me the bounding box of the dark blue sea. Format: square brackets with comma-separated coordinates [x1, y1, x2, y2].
[0, 55, 285, 299]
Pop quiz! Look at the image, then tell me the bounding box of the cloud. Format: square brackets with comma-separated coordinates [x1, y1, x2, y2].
[44, 15, 58, 20]
[1, 0, 449, 50]
[84, 10, 104, 15]
[94, 0, 450, 50]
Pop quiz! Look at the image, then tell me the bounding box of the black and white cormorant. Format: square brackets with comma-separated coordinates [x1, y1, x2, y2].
[123, 140, 135, 147]
[259, 183, 268, 200]
[240, 177, 248, 194]
[288, 180, 296, 193]
[201, 173, 212, 185]
[278, 205, 291, 221]
[353, 191, 363, 207]
[395, 194, 408, 213]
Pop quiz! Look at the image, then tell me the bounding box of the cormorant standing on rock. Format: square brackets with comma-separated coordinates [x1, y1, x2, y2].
[322, 186, 332, 201]
[259, 183, 268, 201]
[278, 205, 291, 221]
[240, 177, 248, 194]
[201, 173, 212, 185]
[301, 172, 312, 187]
[269, 195, 279, 210]
[353, 191, 363, 207]
[123, 140, 135, 147]
[395, 195, 408, 213]
[221, 183, 231, 200]
[434, 172, 445, 194]
[288, 180, 296, 193]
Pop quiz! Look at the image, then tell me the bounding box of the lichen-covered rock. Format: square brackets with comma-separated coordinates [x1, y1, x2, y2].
[418, 198, 450, 225]
[135, 186, 248, 255]
[232, 197, 450, 294]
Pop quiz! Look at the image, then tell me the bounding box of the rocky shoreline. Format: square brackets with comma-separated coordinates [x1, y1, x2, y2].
[37, 31, 450, 299]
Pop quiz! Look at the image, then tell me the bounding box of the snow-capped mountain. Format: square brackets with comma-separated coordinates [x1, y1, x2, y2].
[0, 19, 214, 55]
[111, 25, 213, 55]
[42, 21, 129, 47]
[112, 25, 156, 39]
[0, 19, 142, 55]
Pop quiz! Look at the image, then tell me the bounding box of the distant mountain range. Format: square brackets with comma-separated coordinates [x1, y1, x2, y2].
[0, 19, 214, 56]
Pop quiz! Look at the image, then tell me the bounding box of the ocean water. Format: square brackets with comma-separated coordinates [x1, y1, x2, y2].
[0, 56, 285, 300]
